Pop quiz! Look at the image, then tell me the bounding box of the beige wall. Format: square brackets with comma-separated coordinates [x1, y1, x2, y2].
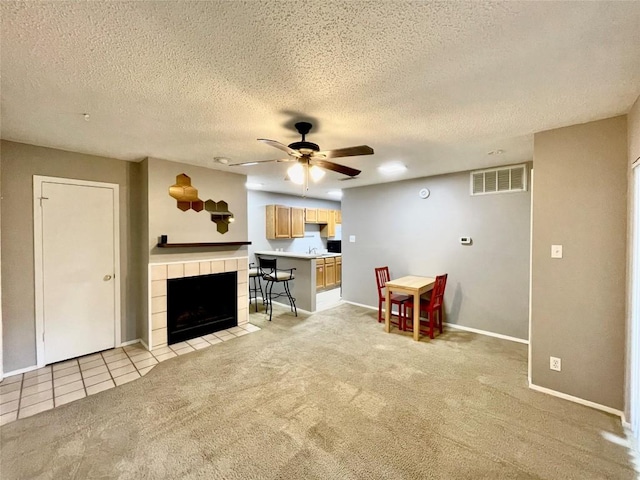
[0, 141, 142, 372]
[343, 167, 532, 340]
[141, 157, 248, 346]
[146, 157, 248, 263]
[531, 116, 628, 410]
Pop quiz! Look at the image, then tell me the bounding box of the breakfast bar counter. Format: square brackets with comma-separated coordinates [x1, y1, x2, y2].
[254, 251, 341, 312]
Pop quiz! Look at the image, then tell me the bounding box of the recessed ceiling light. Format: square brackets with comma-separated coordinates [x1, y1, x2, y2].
[327, 190, 343, 198]
[488, 149, 504, 156]
[245, 182, 263, 189]
[214, 157, 230, 164]
[378, 163, 407, 174]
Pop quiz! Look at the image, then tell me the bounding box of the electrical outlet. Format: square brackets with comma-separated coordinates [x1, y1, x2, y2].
[550, 356, 561, 372]
[551, 245, 563, 258]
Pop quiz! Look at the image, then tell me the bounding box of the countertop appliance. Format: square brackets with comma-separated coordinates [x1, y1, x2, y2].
[327, 240, 341, 253]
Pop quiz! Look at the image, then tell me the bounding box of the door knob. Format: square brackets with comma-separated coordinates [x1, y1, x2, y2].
[103, 275, 112, 281]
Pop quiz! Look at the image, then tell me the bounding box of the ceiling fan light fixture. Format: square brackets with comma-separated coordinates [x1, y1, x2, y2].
[309, 165, 325, 182]
[287, 163, 305, 185]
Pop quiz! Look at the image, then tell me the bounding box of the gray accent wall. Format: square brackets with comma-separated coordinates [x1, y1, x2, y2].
[531, 116, 628, 410]
[0, 141, 142, 372]
[342, 168, 531, 340]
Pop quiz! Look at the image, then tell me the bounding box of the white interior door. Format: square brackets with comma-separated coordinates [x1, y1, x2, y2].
[37, 179, 118, 365]
[630, 163, 640, 440]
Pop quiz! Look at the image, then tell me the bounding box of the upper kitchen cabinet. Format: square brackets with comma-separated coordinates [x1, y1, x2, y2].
[305, 208, 317, 223]
[266, 205, 307, 239]
[335, 210, 342, 224]
[291, 207, 305, 238]
[317, 208, 329, 223]
[266, 205, 290, 239]
[320, 210, 337, 238]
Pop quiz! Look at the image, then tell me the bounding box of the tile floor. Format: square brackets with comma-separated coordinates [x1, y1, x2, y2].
[0, 323, 261, 426]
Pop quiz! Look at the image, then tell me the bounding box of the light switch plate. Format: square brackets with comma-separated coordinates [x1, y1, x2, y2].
[551, 245, 563, 259]
[349, 235, 356, 243]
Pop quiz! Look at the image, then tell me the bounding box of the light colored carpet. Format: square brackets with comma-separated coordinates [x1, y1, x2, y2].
[1, 303, 635, 479]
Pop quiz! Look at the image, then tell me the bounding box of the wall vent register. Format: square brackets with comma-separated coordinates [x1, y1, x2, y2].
[470, 164, 527, 196]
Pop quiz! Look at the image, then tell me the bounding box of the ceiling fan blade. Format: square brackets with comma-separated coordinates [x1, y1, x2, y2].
[314, 145, 374, 159]
[229, 158, 293, 166]
[258, 139, 301, 157]
[310, 159, 361, 177]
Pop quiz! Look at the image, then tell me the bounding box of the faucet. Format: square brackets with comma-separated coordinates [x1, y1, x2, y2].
[308, 247, 318, 255]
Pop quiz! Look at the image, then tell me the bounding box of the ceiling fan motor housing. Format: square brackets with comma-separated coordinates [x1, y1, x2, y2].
[288, 141, 320, 153]
[289, 121, 319, 153]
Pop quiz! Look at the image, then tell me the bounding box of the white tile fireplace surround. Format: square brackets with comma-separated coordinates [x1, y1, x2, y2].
[149, 257, 249, 351]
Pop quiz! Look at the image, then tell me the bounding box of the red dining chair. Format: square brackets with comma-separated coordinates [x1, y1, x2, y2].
[402, 274, 448, 339]
[375, 266, 410, 328]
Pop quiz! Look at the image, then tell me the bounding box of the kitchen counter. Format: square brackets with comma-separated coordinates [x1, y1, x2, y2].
[255, 250, 341, 259]
[254, 251, 341, 312]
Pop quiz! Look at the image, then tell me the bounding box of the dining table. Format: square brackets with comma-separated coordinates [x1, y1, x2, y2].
[385, 275, 436, 341]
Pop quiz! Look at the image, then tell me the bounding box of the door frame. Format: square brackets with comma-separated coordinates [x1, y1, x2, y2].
[628, 159, 640, 440]
[33, 175, 121, 368]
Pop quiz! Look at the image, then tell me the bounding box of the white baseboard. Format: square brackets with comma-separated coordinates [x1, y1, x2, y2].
[344, 301, 528, 344]
[3, 364, 39, 379]
[344, 300, 377, 311]
[343, 301, 403, 315]
[269, 299, 312, 315]
[443, 322, 529, 345]
[120, 338, 141, 347]
[140, 339, 150, 351]
[529, 383, 624, 418]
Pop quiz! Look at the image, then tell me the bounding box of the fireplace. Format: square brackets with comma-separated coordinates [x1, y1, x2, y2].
[167, 271, 238, 344]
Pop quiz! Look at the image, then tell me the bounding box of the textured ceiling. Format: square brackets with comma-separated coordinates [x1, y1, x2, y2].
[2, 1, 639, 198]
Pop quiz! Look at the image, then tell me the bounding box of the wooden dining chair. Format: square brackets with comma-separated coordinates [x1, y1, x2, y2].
[374, 266, 410, 328]
[402, 274, 448, 339]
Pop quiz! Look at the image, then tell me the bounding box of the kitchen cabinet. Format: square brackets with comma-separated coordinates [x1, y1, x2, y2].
[305, 208, 317, 223]
[317, 208, 329, 223]
[335, 210, 342, 224]
[320, 210, 336, 238]
[316, 256, 341, 290]
[266, 205, 291, 239]
[316, 259, 325, 290]
[324, 257, 336, 288]
[291, 207, 305, 238]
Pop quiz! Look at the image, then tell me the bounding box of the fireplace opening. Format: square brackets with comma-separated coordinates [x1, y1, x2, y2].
[167, 272, 237, 344]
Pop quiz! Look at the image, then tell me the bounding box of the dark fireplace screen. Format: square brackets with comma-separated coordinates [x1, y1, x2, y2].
[167, 272, 237, 344]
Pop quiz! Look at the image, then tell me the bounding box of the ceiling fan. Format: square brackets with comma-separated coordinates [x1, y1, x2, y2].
[231, 122, 374, 190]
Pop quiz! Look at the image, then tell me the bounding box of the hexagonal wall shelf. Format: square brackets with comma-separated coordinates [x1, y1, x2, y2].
[205, 199, 235, 234]
[169, 174, 202, 211]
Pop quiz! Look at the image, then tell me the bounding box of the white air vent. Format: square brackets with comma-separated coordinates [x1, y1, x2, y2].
[471, 164, 527, 196]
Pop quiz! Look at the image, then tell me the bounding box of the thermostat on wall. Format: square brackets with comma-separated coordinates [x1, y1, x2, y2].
[418, 188, 430, 199]
[460, 237, 472, 245]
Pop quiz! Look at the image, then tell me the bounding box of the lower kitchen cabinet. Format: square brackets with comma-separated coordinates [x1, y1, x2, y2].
[316, 259, 325, 290]
[316, 256, 341, 291]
